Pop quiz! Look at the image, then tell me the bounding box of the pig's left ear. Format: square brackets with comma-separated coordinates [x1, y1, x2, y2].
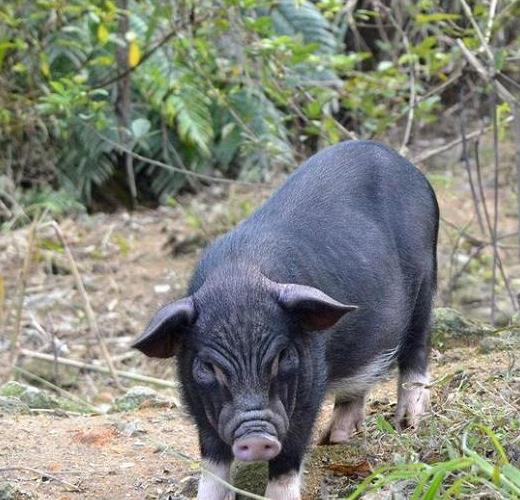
[132, 297, 196, 358]
[275, 283, 357, 331]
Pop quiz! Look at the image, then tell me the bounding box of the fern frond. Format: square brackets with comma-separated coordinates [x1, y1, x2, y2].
[269, 0, 338, 54]
[165, 83, 213, 156]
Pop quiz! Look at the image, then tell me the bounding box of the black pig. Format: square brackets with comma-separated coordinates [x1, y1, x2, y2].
[133, 141, 439, 499]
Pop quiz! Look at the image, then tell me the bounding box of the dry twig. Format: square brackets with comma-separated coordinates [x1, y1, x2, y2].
[459, 87, 485, 235]
[14, 366, 101, 414]
[50, 221, 123, 390]
[412, 115, 514, 164]
[474, 140, 518, 314]
[0, 466, 81, 492]
[8, 218, 38, 379]
[19, 349, 180, 390]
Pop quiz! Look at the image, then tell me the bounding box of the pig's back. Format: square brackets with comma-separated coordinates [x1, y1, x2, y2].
[192, 141, 438, 380]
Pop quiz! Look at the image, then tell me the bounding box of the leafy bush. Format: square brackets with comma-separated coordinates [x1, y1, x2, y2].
[0, 0, 519, 216]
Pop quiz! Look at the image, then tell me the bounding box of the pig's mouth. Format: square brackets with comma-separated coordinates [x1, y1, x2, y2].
[218, 407, 289, 461]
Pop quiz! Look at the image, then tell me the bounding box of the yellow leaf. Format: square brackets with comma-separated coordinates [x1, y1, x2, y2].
[40, 61, 50, 77]
[97, 23, 109, 45]
[128, 41, 140, 67]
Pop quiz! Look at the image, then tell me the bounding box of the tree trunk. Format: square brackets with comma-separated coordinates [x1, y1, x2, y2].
[115, 0, 137, 209]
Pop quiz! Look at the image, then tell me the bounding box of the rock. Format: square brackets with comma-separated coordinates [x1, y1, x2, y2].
[0, 396, 30, 415]
[362, 480, 416, 499]
[0, 381, 57, 409]
[0, 381, 91, 414]
[112, 386, 172, 412]
[23, 358, 79, 388]
[431, 307, 493, 349]
[479, 332, 520, 354]
[117, 420, 147, 437]
[0, 483, 36, 500]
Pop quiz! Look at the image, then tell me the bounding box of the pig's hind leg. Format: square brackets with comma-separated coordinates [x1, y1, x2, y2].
[395, 279, 433, 430]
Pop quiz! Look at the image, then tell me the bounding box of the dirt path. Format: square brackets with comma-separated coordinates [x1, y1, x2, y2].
[1, 407, 198, 499]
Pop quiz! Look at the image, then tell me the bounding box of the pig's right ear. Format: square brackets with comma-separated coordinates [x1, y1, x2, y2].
[132, 297, 196, 358]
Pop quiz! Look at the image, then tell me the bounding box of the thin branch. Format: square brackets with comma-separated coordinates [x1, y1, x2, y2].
[484, 0, 499, 45]
[96, 132, 264, 186]
[490, 87, 499, 325]
[18, 349, 180, 390]
[474, 139, 518, 314]
[93, 30, 177, 89]
[457, 39, 518, 106]
[50, 221, 123, 390]
[0, 466, 81, 492]
[459, 0, 495, 62]
[514, 104, 520, 261]
[459, 86, 485, 234]
[412, 115, 514, 164]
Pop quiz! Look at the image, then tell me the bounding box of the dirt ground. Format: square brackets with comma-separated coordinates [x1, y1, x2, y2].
[1, 158, 519, 498]
[1, 346, 518, 499]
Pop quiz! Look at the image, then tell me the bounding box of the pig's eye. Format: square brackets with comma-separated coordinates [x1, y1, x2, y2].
[277, 347, 299, 379]
[193, 357, 217, 386]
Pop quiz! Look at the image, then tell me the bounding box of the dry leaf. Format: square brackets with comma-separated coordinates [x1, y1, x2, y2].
[326, 460, 372, 478]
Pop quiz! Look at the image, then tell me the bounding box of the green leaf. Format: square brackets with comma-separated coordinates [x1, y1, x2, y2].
[131, 118, 151, 140]
[416, 12, 461, 24]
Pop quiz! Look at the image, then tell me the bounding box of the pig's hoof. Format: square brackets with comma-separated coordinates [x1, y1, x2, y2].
[394, 375, 430, 430]
[320, 398, 365, 445]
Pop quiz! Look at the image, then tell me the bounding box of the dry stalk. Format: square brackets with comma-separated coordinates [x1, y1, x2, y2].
[50, 221, 123, 390]
[8, 218, 38, 379]
[514, 104, 520, 261]
[459, 0, 495, 62]
[459, 87, 485, 235]
[412, 115, 514, 164]
[0, 466, 81, 492]
[491, 88, 500, 325]
[15, 366, 101, 414]
[0, 274, 5, 339]
[474, 139, 518, 316]
[456, 39, 517, 106]
[19, 348, 180, 390]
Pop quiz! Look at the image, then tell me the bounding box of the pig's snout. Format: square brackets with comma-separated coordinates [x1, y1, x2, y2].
[232, 434, 281, 461]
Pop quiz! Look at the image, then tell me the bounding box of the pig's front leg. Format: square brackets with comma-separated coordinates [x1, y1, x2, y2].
[323, 393, 366, 444]
[197, 431, 234, 500]
[198, 459, 233, 500]
[265, 439, 306, 500]
[265, 468, 301, 500]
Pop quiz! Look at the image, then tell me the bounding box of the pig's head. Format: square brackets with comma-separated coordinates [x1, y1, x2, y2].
[132, 271, 356, 462]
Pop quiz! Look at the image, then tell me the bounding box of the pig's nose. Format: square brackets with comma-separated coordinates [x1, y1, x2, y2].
[232, 434, 281, 461]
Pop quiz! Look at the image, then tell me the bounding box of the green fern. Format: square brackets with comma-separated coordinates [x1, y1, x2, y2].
[57, 122, 117, 203]
[164, 82, 213, 156]
[267, 0, 338, 54]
